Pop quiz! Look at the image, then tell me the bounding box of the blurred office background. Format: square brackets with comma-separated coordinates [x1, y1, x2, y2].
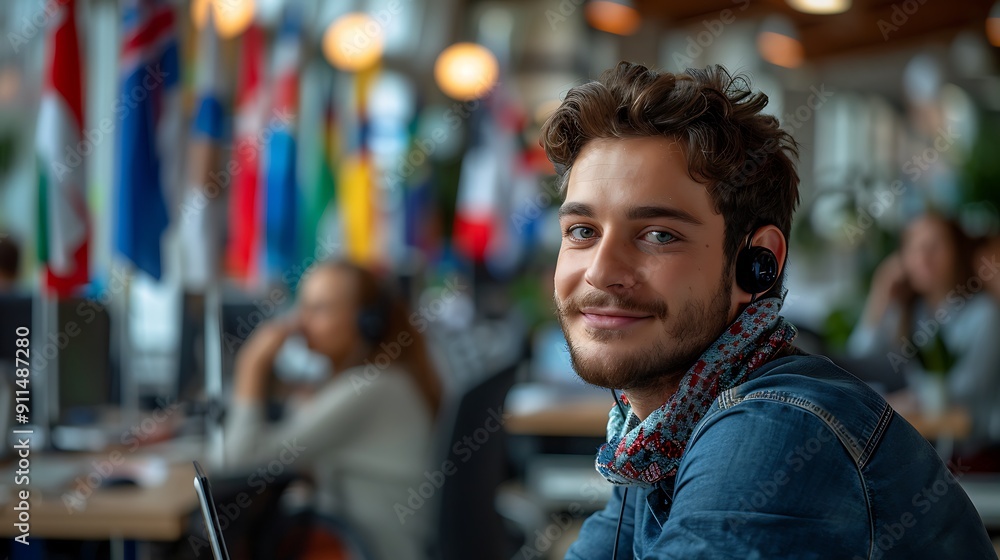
[1, 0, 1000, 558]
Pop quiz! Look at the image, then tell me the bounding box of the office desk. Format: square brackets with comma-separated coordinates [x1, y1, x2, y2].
[505, 394, 612, 438]
[0, 458, 198, 542]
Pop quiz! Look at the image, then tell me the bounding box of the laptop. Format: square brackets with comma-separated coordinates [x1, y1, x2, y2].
[193, 461, 232, 560]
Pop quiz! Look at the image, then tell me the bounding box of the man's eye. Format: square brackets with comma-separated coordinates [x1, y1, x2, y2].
[645, 231, 675, 244]
[567, 226, 597, 240]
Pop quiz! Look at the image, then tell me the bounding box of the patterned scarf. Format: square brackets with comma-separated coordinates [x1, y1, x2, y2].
[596, 292, 797, 487]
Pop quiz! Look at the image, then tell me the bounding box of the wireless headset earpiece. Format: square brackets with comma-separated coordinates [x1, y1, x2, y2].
[734, 234, 779, 297]
[357, 283, 391, 344]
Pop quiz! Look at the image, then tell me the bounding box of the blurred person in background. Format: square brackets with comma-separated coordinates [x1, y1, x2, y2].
[848, 212, 1000, 468]
[0, 234, 20, 292]
[978, 234, 1000, 304]
[224, 259, 442, 560]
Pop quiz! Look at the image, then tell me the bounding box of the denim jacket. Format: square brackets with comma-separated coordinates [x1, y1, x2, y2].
[566, 353, 996, 559]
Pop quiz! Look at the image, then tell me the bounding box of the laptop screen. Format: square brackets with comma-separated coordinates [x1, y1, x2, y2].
[193, 461, 232, 560]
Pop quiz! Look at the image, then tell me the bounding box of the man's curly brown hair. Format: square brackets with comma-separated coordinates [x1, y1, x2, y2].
[540, 61, 801, 282]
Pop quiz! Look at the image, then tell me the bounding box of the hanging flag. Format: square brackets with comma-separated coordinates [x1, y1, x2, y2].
[454, 84, 528, 275]
[484, 92, 531, 277]
[226, 23, 267, 284]
[339, 67, 380, 266]
[179, 5, 226, 291]
[299, 71, 339, 264]
[262, 12, 301, 282]
[453, 135, 501, 263]
[114, 0, 181, 280]
[35, 0, 88, 297]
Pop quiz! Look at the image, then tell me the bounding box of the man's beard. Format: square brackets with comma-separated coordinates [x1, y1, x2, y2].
[555, 274, 733, 392]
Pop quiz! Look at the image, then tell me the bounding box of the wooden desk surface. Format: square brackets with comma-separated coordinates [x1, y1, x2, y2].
[505, 396, 611, 438]
[0, 459, 199, 541]
[890, 403, 972, 441]
[506, 391, 972, 442]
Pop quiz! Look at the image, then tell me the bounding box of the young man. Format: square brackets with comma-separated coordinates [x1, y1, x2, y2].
[542, 62, 994, 559]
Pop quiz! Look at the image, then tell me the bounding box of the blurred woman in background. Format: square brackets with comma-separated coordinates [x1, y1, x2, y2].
[978, 235, 1000, 304]
[224, 259, 442, 560]
[848, 212, 1000, 467]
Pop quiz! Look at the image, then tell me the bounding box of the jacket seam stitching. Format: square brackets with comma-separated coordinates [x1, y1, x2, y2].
[697, 391, 876, 558]
[737, 390, 866, 463]
[857, 402, 893, 469]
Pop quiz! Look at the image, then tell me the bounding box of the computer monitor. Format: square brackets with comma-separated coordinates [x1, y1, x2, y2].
[0, 294, 32, 369]
[175, 293, 283, 401]
[55, 297, 114, 424]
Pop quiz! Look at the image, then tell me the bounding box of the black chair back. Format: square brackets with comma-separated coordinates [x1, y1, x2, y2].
[428, 317, 525, 560]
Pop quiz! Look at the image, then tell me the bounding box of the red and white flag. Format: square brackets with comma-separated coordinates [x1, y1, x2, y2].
[36, 0, 89, 296]
[226, 23, 268, 284]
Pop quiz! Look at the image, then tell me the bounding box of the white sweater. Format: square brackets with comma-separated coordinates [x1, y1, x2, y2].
[847, 292, 1000, 448]
[224, 365, 434, 560]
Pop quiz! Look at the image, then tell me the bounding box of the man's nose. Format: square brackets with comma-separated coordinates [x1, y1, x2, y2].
[584, 233, 639, 291]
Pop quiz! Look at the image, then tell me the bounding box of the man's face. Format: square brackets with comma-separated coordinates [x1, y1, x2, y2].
[554, 136, 738, 392]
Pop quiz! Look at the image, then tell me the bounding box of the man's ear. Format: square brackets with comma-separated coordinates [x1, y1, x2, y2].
[732, 225, 787, 305]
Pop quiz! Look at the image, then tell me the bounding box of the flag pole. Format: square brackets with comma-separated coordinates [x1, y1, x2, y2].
[119, 266, 138, 428]
[31, 282, 55, 449]
[187, 6, 226, 468]
[204, 282, 224, 468]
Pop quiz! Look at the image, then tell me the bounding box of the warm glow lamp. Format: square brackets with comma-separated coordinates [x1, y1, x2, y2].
[757, 15, 805, 68]
[323, 13, 384, 72]
[786, 0, 851, 15]
[191, 0, 255, 39]
[988, 1, 1000, 47]
[434, 42, 499, 102]
[585, 0, 641, 36]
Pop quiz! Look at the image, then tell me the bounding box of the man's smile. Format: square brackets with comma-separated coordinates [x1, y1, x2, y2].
[578, 306, 654, 330]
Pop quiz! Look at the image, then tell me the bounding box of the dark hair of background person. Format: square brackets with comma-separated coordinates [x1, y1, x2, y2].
[323, 259, 443, 418]
[896, 212, 976, 341]
[540, 61, 801, 293]
[0, 235, 20, 280]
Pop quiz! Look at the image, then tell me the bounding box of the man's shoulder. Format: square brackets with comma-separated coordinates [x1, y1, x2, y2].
[704, 352, 893, 468]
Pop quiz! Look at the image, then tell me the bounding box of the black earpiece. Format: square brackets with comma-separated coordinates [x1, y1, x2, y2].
[357, 285, 391, 344]
[735, 236, 779, 296]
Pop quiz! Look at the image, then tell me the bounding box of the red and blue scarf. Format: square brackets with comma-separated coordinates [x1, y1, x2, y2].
[596, 293, 797, 487]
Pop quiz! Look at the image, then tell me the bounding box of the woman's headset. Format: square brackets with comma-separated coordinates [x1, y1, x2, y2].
[356, 282, 392, 345]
